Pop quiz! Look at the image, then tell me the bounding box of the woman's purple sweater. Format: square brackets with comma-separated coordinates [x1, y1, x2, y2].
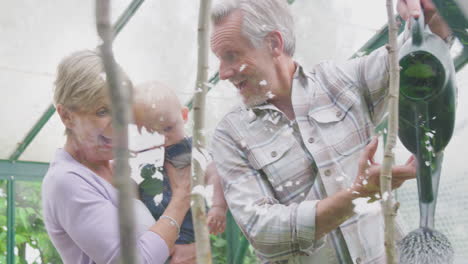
[42, 149, 169, 264]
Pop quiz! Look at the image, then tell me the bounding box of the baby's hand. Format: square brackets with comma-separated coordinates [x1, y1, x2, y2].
[207, 205, 227, 235]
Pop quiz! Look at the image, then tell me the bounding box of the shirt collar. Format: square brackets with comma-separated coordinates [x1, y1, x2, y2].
[293, 62, 311, 87]
[291, 62, 314, 120]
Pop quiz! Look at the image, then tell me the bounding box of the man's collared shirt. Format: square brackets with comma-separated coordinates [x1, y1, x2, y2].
[211, 46, 406, 264]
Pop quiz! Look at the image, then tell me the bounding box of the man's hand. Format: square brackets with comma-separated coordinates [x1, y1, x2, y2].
[207, 205, 227, 235]
[397, 0, 452, 40]
[170, 243, 197, 264]
[351, 137, 416, 199]
[397, 0, 437, 22]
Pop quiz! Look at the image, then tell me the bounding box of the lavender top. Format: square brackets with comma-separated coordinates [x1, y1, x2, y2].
[42, 149, 169, 264]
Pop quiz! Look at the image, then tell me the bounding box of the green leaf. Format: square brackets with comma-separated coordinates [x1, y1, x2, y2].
[15, 234, 28, 244]
[25, 207, 36, 215]
[139, 178, 164, 196]
[213, 237, 227, 248]
[140, 164, 156, 179]
[17, 209, 30, 231]
[0, 215, 6, 225]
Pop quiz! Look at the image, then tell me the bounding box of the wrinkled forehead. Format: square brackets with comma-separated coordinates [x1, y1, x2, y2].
[210, 10, 244, 49]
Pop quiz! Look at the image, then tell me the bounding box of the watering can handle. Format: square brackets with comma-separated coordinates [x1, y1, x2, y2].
[411, 10, 425, 46]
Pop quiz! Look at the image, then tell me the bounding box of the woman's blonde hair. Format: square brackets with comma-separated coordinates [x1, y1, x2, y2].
[54, 49, 132, 113]
[53, 49, 132, 135]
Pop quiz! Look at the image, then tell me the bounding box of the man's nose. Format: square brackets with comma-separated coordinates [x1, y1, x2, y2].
[219, 62, 235, 80]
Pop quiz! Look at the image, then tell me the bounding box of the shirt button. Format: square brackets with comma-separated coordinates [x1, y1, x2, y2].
[247, 110, 256, 122]
[355, 257, 362, 264]
[271, 151, 278, 158]
[336, 111, 343, 118]
[324, 169, 332, 176]
[308, 137, 315, 144]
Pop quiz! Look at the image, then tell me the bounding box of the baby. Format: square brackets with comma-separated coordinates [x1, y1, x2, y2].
[132, 81, 228, 245]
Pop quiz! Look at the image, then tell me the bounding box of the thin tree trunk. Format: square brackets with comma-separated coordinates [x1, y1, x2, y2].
[380, 0, 400, 263]
[96, 1, 137, 263]
[191, 0, 213, 263]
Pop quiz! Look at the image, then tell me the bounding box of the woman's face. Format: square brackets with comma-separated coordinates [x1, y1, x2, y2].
[68, 103, 113, 162]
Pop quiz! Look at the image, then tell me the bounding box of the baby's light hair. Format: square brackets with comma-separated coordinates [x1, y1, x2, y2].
[133, 81, 183, 130]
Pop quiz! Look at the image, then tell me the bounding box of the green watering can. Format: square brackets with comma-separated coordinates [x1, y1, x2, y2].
[398, 11, 457, 264]
[399, 14, 457, 167]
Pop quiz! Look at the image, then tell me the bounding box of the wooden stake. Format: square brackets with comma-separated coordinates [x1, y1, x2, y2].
[380, 0, 400, 263]
[191, 0, 213, 263]
[96, 1, 137, 263]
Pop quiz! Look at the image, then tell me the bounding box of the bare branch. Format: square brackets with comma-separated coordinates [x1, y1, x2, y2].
[380, 0, 400, 263]
[96, 1, 137, 263]
[191, 0, 213, 263]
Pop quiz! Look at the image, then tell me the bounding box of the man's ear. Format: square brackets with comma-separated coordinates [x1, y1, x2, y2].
[266, 31, 284, 58]
[181, 106, 189, 122]
[56, 104, 74, 129]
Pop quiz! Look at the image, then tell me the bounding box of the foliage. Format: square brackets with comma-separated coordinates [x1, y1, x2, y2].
[210, 233, 258, 264]
[138, 164, 164, 196]
[0, 180, 62, 264]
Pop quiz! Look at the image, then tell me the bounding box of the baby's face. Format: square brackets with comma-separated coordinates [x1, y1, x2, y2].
[135, 106, 186, 147]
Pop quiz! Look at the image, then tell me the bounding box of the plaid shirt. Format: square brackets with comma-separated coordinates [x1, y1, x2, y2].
[211, 46, 408, 264]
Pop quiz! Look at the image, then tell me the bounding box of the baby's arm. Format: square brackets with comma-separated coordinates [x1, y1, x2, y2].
[205, 162, 227, 235]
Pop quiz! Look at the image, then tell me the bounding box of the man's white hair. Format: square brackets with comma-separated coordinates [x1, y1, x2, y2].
[211, 0, 295, 56]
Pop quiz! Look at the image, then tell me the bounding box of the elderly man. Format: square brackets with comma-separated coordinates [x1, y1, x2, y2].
[209, 0, 452, 263]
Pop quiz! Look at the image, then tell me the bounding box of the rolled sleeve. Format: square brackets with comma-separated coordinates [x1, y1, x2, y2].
[296, 200, 326, 254]
[211, 117, 322, 262]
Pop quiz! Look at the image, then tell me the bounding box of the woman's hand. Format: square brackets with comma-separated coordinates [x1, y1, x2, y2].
[351, 137, 416, 198]
[150, 163, 192, 251]
[165, 162, 191, 204]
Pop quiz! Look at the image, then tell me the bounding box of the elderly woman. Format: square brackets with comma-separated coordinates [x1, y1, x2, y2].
[41, 50, 191, 264]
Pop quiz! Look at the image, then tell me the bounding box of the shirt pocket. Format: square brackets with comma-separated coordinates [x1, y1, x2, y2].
[245, 134, 313, 203]
[308, 88, 366, 156]
[246, 134, 295, 171]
